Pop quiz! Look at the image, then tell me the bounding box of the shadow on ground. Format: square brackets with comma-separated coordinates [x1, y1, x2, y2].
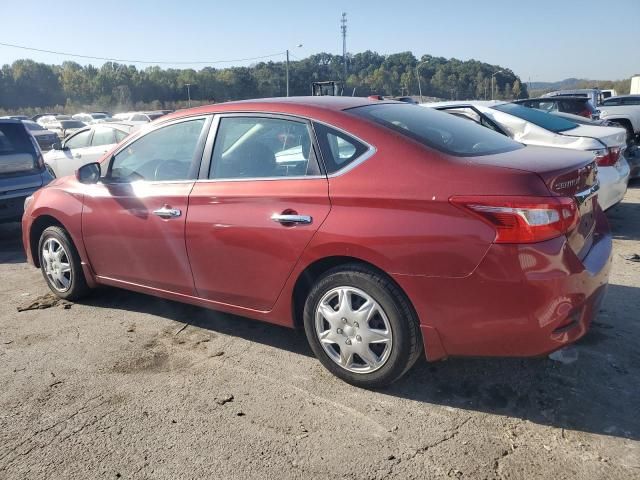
[79, 281, 640, 443]
[0, 222, 25, 264]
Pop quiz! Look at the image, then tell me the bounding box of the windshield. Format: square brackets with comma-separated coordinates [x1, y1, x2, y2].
[147, 113, 164, 121]
[349, 103, 523, 156]
[91, 113, 107, 119]
[491, 103, 578, 133]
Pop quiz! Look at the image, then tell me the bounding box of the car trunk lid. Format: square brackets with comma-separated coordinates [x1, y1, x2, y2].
[469, 145, 598, 259]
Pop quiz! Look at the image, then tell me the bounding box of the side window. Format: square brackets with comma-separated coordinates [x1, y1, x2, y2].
[131, 114, 145, 121]
[603, 98, 621, 106]
[313, 122, 369, 174]
[210, 117, 321, 179]
[91, 127, 116, 146]
[109, 118, 206, 182]
[622, 97, 640, 106]
[65, 130, 91, 149]
[114, 129, 129, 142]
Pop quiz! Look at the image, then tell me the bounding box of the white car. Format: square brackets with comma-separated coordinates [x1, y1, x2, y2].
[423, 101, 629, 210]
[113, 111, 167, 123]
[72, 113, 110, 125]
[44, 123, 139, 178]
[597, 95, 640, 142]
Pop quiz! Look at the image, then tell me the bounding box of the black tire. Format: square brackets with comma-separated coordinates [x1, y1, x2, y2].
[38, 226, 90, 301]
[303, 263, 422, 388]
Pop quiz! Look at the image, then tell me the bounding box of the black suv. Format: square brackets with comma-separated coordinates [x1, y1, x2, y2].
[0, 120, 53, 223]
[513, 96, 599, 120]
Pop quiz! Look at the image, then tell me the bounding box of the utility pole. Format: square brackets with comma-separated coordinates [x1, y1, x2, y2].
[491, 70, 503, 100]
[285, 44, 302, 97]
[286, 50, 290, 97]
[341, 12, 347, 87]
[185, 83, 192, 107]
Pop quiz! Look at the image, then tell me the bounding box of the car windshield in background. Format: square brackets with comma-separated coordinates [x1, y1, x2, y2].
[91, 114, 107, 119]
[60, 120, 86, 128]
[349, 103, 523, 156]
[147, 113, 164, 121]
[491, 103, 578, 133]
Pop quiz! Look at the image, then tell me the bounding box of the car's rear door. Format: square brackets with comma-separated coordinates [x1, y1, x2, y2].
[186, 114, 331, 311]
[82, 116, 211, 295]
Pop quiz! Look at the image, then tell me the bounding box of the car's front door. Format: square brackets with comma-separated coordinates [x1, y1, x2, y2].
[82, 116, 210, 295]
[186, 115, 331, 311]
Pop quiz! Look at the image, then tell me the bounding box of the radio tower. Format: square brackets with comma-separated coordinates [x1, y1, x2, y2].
[341, 12, 347, 84]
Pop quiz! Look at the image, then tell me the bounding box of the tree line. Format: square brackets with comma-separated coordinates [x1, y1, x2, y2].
[0, 51, 529, 114]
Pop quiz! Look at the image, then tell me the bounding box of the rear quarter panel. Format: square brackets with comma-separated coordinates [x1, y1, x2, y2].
[309, 124, 551, 278]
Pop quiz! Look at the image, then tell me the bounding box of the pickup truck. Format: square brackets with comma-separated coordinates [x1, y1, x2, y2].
[597, 95, 640, 144]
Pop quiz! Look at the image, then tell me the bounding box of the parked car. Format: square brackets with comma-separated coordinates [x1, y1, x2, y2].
[542, 88, 603, 108]
[36, 115, 69, 128]
[127, 111, 167, 123]
[112, 112, 133, 121]
[425, 101, 629, 210]
[393, 96, 418, 104]
[72, 113, 110, 124]
[514, 96, 599, 120]
[597, 95, 640, 144]
[22, 97, 612, 387]
[601, 89, 617, 100]
[21, 120, 59, 151]
[42, 119, 87, 140]
[0, 119, 53, 222]
[32, 113, 61, 123]
[44, 123, 139, 178]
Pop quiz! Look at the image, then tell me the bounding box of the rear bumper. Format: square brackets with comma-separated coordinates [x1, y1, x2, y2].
[598, 162, 630, 210]
[393, 208, 612, 361]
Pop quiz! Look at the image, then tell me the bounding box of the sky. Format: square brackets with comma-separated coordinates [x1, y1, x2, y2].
[0, 0, 638, 82]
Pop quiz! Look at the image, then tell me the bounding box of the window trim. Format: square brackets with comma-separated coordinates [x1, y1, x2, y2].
[63, 127, 93, 149]
[198, 112, 327, 182]
[311, 120, 377, 178]
[103, 114, 213, 184]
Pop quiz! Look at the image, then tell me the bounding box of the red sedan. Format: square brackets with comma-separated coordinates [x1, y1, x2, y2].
[22, 97, 612, 388]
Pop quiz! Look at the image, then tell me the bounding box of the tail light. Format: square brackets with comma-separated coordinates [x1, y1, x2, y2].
[450, 196, 579, 244]
[592, 147, 621, 167]
[577, 108, 592, 119]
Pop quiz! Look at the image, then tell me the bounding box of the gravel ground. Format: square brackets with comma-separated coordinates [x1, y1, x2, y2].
[0, 181, 639, 480]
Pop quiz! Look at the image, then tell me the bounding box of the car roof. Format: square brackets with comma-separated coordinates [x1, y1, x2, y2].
[161, 96, 397, 122]
[422, 100, 507, 108]
[605, 94, 640, 100]
[516, 96, 589, 102]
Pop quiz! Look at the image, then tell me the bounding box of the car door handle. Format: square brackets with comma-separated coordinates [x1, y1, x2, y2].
[73, 153, 82, 159]
[271, 213, 312, 225]
[153, 207, 182, 218]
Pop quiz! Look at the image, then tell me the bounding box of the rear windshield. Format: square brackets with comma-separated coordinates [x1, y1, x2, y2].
[0, 123, 37, 174]
[491, 103, 578, 133]
[60, 120, 86, 128]
[91, 113, 107, 119]
[23, 121, 44, 131]
[349, 103, 523, 156]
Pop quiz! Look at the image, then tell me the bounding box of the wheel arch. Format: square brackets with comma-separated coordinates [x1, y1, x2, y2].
[29, 215, 67, 268]
[291, 255, 420, 331]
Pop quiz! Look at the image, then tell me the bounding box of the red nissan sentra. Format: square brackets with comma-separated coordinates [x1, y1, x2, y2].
[22, 97, 612, 388]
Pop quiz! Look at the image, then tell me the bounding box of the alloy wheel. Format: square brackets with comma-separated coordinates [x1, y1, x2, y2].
[41, 237, 73, 292]
[314, 286, 393, 373]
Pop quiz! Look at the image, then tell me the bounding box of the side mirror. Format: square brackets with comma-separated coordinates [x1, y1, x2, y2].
[76, 162, 101, 184]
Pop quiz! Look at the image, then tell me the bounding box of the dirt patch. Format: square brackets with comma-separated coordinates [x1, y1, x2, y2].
[17, 292, 72, 312]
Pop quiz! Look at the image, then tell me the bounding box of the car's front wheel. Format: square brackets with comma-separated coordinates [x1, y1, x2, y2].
[303, 264, 422, 388]
[38, 226, 90, 301]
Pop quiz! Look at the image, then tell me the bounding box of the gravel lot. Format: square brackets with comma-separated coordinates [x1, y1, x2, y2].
[0, 181, 639, 480]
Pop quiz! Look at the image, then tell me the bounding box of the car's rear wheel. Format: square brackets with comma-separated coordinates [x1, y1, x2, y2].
[38, 226, 89, 301]
[303, 264, 422, 388]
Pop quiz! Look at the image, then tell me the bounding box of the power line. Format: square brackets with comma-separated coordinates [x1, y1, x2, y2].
[0, 40, 285, 65]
